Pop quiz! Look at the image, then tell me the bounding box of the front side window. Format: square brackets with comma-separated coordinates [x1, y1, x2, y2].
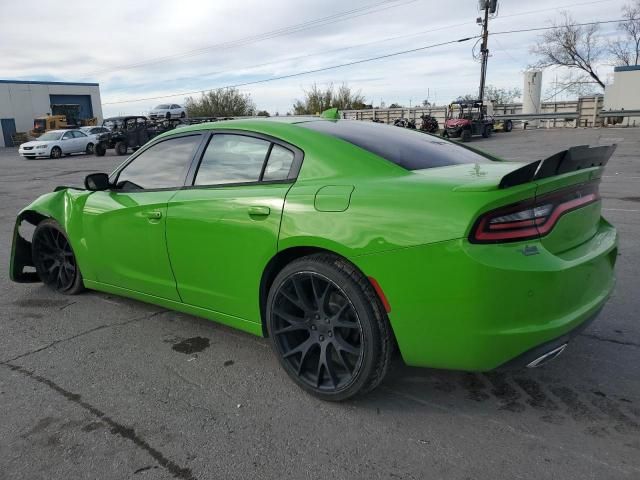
[115, 135, 201, 190]
[62, 131, 73, 140]
[194, 134, 270, 186]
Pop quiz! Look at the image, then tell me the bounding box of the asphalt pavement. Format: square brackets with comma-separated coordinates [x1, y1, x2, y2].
[0, 127, 638, 480]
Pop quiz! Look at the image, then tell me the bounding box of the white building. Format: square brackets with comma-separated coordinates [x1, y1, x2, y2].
[604, 65, 640, 125]
[0, 80, 103, 147]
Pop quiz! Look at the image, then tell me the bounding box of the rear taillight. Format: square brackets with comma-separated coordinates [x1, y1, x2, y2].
[470, 181, 600, 244]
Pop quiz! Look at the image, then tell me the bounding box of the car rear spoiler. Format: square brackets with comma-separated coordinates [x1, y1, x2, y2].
[498, 144, 617, 189]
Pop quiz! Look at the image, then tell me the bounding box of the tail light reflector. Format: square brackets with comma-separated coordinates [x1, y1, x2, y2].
[470, 181, 600, 244]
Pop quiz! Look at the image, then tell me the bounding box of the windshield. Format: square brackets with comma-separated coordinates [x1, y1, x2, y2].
[299, 120, 490, 170]
[155, 104, 170, 109]
[38, 132, 63, 141]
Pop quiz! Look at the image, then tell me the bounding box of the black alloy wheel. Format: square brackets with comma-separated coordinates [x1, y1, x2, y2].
[32, 220, 84, 294]
[267, 254, 392, 401]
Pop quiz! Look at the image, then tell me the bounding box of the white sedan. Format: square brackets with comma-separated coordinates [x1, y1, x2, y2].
[149, 103, 186, 120]
[18, 129, 95, 159]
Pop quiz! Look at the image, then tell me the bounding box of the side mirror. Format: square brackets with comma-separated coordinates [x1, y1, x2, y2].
[84, 173, 111, 191]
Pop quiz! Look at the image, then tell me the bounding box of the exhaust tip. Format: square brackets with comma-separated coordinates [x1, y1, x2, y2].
[526, 343, 568, 368]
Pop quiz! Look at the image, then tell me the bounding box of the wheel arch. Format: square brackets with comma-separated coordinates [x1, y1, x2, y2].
[258, 246, 390, 338]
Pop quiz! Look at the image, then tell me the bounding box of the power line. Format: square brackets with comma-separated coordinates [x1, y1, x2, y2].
[490, 18, 631, 37]
[85, 0, 417, 77]
[103, 16, 631, 106]
[102, 36, 478, 105]
[102, 0, 619, 93]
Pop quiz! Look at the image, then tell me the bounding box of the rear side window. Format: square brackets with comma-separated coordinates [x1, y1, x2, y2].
[115, 135, 201, 190]
[299, 120, 490, 170]
[263, 145, 295, 181]
[195, 134, 270, 185]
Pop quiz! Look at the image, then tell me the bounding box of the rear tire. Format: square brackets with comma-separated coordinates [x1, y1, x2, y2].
[266, 253, 393, 401]
[166, 112, 171, 119]
[461, 129, 472, 142]
[180, 111, 186, 118]
[482, 125, 492, 138]
[32, 219, 84, 295]
[85, 143, 94, 154]
[505, 120, 513, 132]
[115, 141, 127, 156]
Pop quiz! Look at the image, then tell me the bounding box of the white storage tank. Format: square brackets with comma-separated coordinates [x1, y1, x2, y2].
[523, 70, 542, 128]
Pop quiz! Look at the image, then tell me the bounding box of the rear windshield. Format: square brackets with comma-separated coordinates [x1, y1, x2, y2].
[299, 120, 490, 170]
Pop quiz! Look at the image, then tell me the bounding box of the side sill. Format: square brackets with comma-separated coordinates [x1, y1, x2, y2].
[84, 280, 264, 337]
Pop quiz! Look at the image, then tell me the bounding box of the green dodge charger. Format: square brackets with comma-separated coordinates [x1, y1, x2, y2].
[10, 117, 618, 400]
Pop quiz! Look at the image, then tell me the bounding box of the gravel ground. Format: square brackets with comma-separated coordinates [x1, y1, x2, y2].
[0, 127, 638, 480]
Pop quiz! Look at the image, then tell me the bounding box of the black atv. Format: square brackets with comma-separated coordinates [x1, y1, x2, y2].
[94, 116, 153, 156]
[419, 114, 439, 133]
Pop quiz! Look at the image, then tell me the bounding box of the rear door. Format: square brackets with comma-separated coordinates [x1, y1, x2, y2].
[166, 132, 302, 322]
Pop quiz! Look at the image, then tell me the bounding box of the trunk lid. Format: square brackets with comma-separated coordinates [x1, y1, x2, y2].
[534, 168, 604, 254]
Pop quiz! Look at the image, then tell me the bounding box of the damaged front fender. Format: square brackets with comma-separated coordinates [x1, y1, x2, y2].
[9, 188, 89, 283]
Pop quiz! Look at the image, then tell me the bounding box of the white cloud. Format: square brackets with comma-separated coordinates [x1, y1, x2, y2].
[0, 0, 627, 117]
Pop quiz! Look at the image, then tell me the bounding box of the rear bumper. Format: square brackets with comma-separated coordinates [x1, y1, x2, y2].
[351, 217, 617, 371]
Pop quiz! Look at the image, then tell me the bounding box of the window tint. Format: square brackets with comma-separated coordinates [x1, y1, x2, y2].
[62, 131, 73, 139]
[116, 135, 201, 190]
[72, 131, 87, 138]
[299, 120, 490, 170]
[194, 134, 270, 186]
[263, 144, 295, 181]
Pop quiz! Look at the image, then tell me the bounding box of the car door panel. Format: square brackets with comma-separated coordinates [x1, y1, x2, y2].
[166, 184, 291, 321]
[81, 133, 204, 300]
[82, 190, 181, 300]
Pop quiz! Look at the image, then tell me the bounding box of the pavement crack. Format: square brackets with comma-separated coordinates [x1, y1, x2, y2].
[1, 309, 168, 363]
[0, 362, 197, 480]
[579, 333, 640, 348]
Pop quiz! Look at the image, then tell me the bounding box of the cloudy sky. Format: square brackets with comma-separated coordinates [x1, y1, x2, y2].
[0, 0, 630, 117]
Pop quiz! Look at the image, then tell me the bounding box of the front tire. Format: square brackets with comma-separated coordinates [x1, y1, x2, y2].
[95, 143, 106, 156]
[50, 147, 62, 159]
[266, 254, 392, 401]
[32, 219, 84, 295]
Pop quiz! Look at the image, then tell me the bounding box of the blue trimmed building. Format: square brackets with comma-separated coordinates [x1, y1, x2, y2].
[0, 80, 102, 147]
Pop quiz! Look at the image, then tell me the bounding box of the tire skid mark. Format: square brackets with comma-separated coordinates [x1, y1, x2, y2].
[589, 393, 640, 434]
[550, 386, 599, 422]
[1, 362, 196, 480]
[460, 373, 490, 402]
[513, 377, 559, 411]
[483, 372, 525, 412]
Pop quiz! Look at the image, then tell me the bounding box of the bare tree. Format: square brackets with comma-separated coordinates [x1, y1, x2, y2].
[185, 87, 256, 117]
[460, 85, 521, 104]
[531, 11, 605, 89]
[292, 83, 366, 115]
[609, 0, 640, 66]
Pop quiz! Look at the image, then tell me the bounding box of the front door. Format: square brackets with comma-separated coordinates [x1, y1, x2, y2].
[166, 133, 300, 322]
[82, 133, 204, 299]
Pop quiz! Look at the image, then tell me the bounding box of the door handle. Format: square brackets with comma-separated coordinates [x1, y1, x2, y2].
[145, 210, 162, 220]
[248, 206, 270, 217]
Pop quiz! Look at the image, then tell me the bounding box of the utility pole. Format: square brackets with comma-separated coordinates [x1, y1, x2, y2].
[477, 0, 497, 103]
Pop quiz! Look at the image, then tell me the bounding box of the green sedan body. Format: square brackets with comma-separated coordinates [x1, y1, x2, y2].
[10, 117, 617, 400]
